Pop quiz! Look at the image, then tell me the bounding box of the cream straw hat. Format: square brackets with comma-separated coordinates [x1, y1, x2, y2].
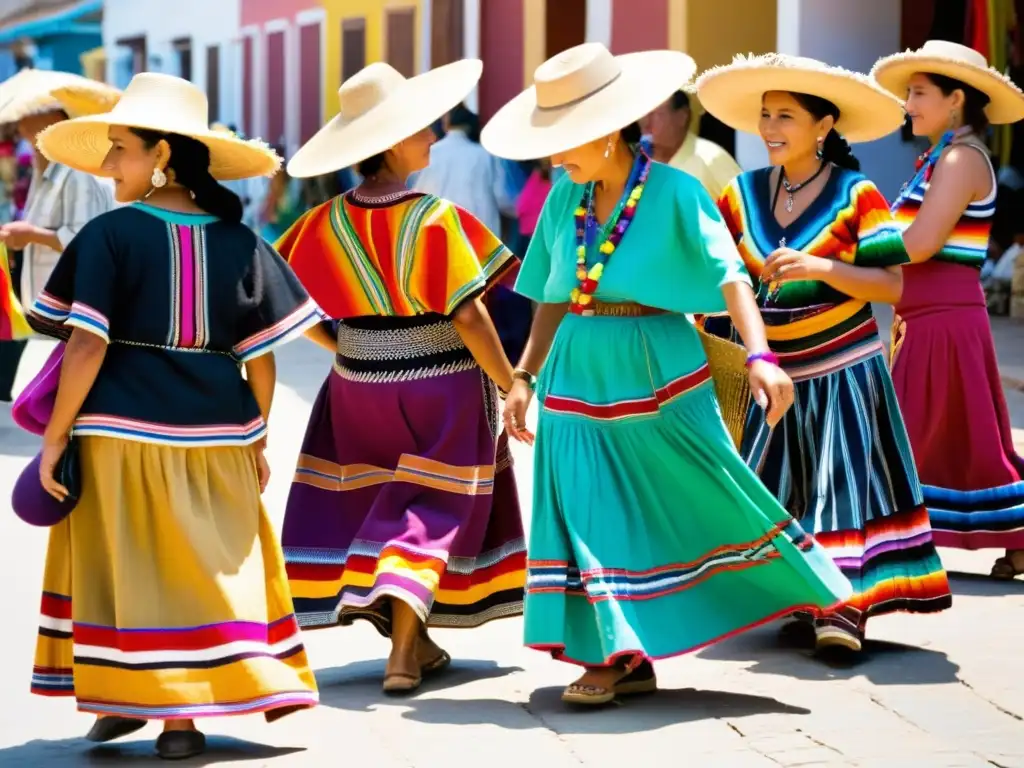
[871, 40, 1024, 125]
[0, 68, 120, 123]
[694, 53, 905, 143]
[36, 72, 280, 181]
[481, 43, 696, 160]
[287, 59, 482, 178]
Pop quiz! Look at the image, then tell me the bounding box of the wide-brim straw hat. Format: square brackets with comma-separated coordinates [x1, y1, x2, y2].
[287, 59, 482, 178]
[0, 68, 120, 123]
[694, 53, 905, 143]
[871, 40, 1024, 125]
[481, 43, 697, 160]
[36, 72, 280, 181]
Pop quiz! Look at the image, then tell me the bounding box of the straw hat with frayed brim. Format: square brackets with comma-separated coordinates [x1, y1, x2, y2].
[694, 53, 906, 143]
[36, 72, 280, 181]
[0, 68, 120, 123]
[481, 43, 697, 160]
[871, 40, 1024, 125]
[287, 59, 482, 178]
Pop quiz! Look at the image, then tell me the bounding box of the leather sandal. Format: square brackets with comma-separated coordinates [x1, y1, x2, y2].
[155, 730, 206, 760]
[421, 649, 451, 676]
[85, 716, 147, 743]
[382, 670, 422, 695]
[814, 624, 863, 654]
[990, 553, 1024, 580]
[561, 659, 657, 706]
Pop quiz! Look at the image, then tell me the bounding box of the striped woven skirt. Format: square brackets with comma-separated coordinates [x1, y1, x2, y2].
[282, 315, 526, 633]
[526, 313, 853, 666]
[31, 437, 319, 720]
[715, 310, 953, 632]
[892, 261, 1024, 550]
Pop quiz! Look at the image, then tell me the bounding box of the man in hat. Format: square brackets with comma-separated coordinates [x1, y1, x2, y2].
[0, 74, 115, 402]
[646, 89, 742, 201]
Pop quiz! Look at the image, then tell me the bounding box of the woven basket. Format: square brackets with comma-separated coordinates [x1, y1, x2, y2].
[697, 326, 750, 450]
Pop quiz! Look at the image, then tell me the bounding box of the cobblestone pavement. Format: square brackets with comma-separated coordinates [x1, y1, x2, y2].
[2, 338, 1024, 767]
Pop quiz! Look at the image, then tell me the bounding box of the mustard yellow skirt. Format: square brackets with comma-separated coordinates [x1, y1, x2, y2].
[31, 437, 319, 720]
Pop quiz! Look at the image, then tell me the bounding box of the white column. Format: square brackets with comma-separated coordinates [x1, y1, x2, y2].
[742, 0, 920, 198]
[585, 0, 612, 48]
[463, 0, 481, 112]
[419, 0, 432, 73]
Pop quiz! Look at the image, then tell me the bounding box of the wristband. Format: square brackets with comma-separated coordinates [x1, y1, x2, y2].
[512, 368, 537, 391]
[745, 351, 780, 368]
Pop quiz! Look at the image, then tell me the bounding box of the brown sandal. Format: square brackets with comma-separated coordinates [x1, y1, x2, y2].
[561, 660, 657, 706]
[382, 671, 422, 695]
[990, 554, 1024, 580]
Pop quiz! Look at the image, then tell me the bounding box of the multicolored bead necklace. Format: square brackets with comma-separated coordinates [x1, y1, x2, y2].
[569, 152, 652, 315]
[891, 126, 971, 212]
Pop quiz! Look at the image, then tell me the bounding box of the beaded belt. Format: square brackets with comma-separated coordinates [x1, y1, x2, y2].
[588, 301, 670, 318]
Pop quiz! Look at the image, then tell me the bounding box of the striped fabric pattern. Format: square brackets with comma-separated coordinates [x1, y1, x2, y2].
[742, 352, 952, 624]
[889, 148, 995, 268]
[925, 481, 1024, 550]
[276, 191, 513, 320]
[711, 167, 951, 630]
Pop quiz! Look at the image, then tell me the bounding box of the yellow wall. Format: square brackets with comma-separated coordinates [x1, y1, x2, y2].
[320, 0, 424, 115]
[683, 0, 777, 71]
[523, 0, 545, 86]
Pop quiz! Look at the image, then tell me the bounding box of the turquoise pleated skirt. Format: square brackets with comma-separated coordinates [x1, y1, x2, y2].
[525, 313, 853, 666]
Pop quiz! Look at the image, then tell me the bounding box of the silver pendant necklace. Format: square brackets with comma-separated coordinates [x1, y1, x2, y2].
[780, 162, 827, 212]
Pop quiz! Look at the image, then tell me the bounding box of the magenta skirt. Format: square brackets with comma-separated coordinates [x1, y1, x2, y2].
[891, 260, 1024, 550]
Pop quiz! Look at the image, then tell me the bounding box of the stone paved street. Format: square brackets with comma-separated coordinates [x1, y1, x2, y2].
[2, 327, 1024, 767]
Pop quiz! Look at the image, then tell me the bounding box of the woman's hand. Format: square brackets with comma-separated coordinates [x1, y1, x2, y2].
[255, 447, 271, 493]
[502, 379, 535, 445]
[761, 247, 832, 284]
[748, 359, 794, 428]
[39, 433, 70, 501]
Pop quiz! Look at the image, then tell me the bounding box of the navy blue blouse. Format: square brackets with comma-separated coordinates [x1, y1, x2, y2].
[28, 203, 321, 447]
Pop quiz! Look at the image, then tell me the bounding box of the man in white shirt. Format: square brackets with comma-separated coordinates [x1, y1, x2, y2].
[0, 101, 114, 400]
[413, 104, 516, 235]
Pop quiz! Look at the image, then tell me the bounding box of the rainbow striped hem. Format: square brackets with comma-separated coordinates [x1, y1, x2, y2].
[71, 414, 267, 447]
[232, 298, 323, 362]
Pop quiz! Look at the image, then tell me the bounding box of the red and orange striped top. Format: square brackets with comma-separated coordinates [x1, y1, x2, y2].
[276, 190, 513, 320]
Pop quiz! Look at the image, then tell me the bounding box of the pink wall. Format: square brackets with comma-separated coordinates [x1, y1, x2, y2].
[241, 0, 314, 27]
[610, 0, 668, 54]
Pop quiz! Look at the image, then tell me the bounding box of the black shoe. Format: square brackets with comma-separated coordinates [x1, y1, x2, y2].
[84, 716, 147, 743]
[155, 730, 206, 760]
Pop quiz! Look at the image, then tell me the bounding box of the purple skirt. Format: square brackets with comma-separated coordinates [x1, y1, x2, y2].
[282, 315, 525, 632]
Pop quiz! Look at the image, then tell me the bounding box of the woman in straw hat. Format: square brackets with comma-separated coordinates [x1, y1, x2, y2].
[24, 72, 320, 759]
[275, 60, 525, 694]
[481, 42, 852, 704]
[695, 53, 952, 655]
[871, 41, 1024, 579]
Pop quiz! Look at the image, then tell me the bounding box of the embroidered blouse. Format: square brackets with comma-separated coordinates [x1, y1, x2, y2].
[275, 189, 513, 320]
[28, 203, 320, 447]
[714, 167, 909, 372]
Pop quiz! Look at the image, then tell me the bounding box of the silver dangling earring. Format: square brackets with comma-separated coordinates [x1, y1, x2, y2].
[604, 137, 614, 159]
[151, 167, 167, 188]
[815, 137, 824, 161]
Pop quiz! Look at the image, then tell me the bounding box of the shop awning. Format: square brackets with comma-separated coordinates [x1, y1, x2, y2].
[0, 1, 102, 46]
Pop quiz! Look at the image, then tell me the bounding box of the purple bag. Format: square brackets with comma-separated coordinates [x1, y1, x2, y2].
[10, 342, 78, 527]
[12, 342, 63, 436]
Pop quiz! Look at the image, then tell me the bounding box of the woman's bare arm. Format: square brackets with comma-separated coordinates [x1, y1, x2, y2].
[516, 302, 569, 374]
[901, 144, 992, 263]
[452, 296, 515, 392]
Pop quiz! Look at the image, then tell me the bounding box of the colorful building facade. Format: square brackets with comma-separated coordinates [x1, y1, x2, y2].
[0, 0, 103, 77]
[102, 0, 242, 126]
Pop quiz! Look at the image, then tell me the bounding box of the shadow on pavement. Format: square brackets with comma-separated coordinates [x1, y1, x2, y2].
[395, 687, 808, 732]
[0, 736, 303, 765]
[947, 570, 1024, 597]
[316, 658, 523, 712]
[696, 625, 960, 685]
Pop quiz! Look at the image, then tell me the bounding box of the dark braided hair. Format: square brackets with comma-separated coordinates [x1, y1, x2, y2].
[130, 129, 243, 222]
[787, 92, 861, 171]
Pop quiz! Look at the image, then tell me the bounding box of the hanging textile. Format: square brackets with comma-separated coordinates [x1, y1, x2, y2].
[0, 244, 29, 340]
[966, 0, 991, 58]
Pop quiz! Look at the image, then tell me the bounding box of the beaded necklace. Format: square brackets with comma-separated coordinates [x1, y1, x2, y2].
[569, 152, 652, 315]
[890, 126, 971, 213]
